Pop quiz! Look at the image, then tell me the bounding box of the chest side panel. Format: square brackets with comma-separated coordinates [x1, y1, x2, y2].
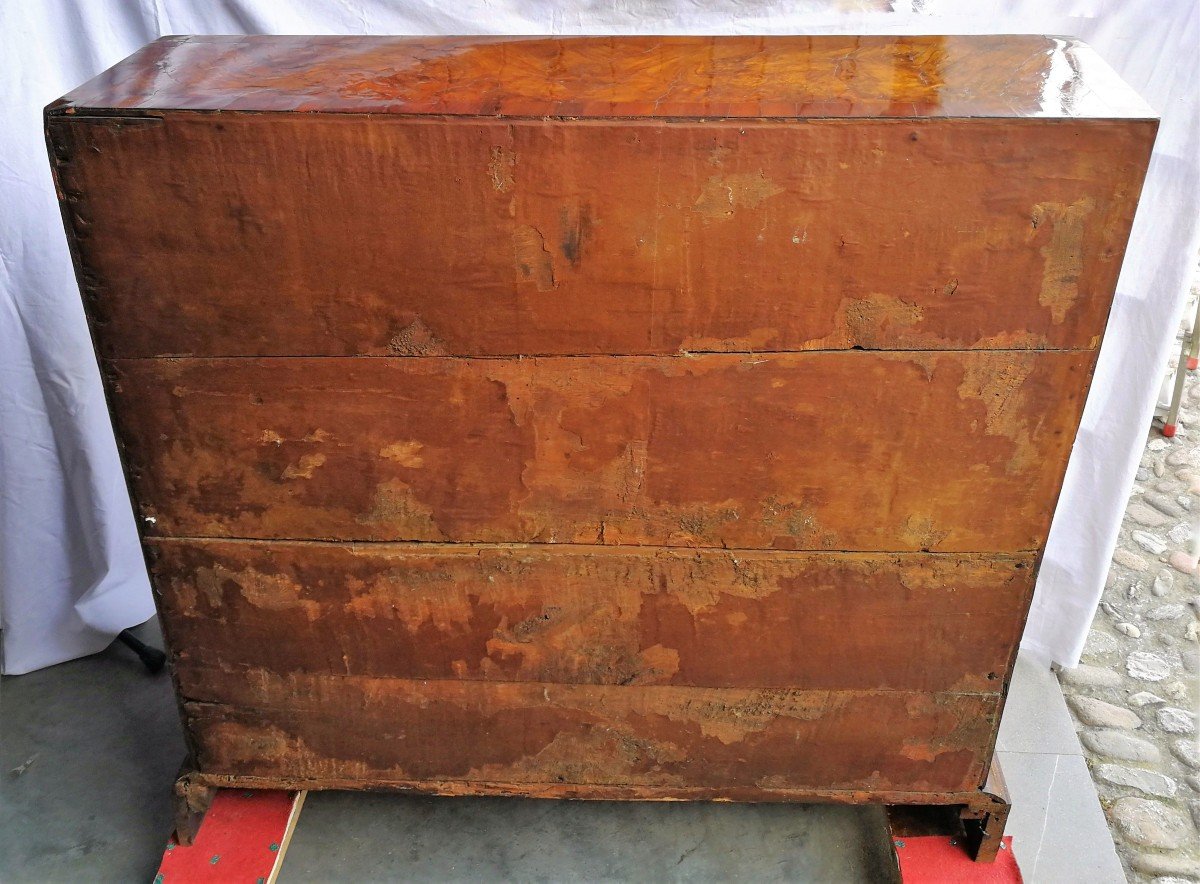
[45, 50, 1152, 801]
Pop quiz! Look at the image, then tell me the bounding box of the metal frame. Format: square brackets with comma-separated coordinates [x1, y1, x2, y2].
[1158, 293, 1200, 437]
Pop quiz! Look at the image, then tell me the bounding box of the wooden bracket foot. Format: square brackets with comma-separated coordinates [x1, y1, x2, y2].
[960, 758, 1012, 863]
[886, 758, 1013, 867]
[173, 766, 216, 846]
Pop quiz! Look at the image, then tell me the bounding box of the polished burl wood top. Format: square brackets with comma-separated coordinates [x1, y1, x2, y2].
[52, 34, 1154, 120]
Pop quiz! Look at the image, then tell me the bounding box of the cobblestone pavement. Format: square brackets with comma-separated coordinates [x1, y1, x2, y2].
[1059, 358, 1200, 882]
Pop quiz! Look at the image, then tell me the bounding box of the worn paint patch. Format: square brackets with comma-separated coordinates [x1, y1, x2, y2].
[958, 356, 1034, 434]
[707, 144, 733, 167]
[237, 569, 321, 621]
[618, 440, 648, 503]
[467, 727, 689, 787]
[281, 453, 326, 480]
[260, 428, 328, 446]
[341, 569, 471, 629]
[487, 145, 515, 192]
[761, 497, 837, 549]
[193, 566, 225, 609]
[662, 553, 786, 615]
[512, 225, 556, 291]
[675, 506, 740, 542]
[1030, 197, 1095, 324]
[637, 644, 682, 682]
[193, 564, 321, 620]
[973, 329, 1052, 350]
[171, 574, 199, 611]
[482, 625, 667, 688]
[896, 351, 939, 382]
[678, 326, 781, 353]
[900, 695, 995, 763]
[379, 440, 425, 468]
[674, 689, 834, 745]
[693, 171, 784, 221]
[357, 478, 445, 539]
[388, 317, 446, 355]
[844, 294, 925, 348]
[203, 721, 298, 768]
[958, 353, 1038, 473]
[901, 515, 950, 551]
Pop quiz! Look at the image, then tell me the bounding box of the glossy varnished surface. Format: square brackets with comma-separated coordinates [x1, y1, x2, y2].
[52, 35, 1156, 120]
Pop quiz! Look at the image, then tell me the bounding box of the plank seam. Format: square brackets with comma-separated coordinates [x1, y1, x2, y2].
[176, 680, 1008, 701]
[176, 756, 992, 801]
[187, 770, 994, 806]
[145, 535, 1044, 556]
[108, 347, 1095, 360]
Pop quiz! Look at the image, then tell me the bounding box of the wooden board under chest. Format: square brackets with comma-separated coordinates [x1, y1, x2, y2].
[47, 35, 1155, 807]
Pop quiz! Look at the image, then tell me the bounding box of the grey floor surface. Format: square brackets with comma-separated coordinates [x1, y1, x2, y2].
[0, 620, 184, 882]
[285, 794, 894, 882]
[1, 619, 1120, 882]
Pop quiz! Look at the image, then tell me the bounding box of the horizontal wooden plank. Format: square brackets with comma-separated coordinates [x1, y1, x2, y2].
[53, 35, 1157, 120]
[114, 351, 1093, 550]
[152, 539, 1033, 693]
[181, 671, 1000, 796]
[53, 114, 1151, 357]
[181, 771, 989, 806]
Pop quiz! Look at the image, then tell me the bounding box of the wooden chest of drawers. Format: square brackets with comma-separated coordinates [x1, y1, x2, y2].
[48, 34, 1154, 858]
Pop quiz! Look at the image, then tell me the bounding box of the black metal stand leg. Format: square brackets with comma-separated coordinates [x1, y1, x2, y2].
[116, 628, 167, 673]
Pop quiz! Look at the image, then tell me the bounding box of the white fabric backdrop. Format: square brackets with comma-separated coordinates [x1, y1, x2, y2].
[2, 1, 1197, 673]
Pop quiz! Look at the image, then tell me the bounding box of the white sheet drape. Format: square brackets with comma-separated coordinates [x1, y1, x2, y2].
[3, 0, 1197, 673]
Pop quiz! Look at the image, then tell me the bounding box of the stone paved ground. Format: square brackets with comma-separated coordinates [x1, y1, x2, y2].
[1059, 339, 1200, 882]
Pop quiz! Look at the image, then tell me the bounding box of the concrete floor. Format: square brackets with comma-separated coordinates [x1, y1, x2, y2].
[286, 794, 893, 882]
[0, 619, 1120, 882]
[0, 620, 183, 883]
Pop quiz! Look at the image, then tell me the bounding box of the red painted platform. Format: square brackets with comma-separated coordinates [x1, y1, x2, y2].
[895, 835, 1022, 883]
[156, 790, 305, 883]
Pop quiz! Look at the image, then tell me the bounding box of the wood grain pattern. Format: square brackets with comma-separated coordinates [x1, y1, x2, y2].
[50, 115, 1153, 357]
[151, 539, 1033, 694]
[113, 351, 1093, 551]
[53, 35, 1156, 120]
[181, 671, 1000, 795]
